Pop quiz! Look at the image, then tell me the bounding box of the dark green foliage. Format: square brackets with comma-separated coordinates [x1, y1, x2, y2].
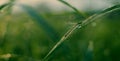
[0, 0, 120, 61]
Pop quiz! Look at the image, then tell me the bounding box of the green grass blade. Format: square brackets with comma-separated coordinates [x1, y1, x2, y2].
[43, 4, 120, 61]
[0, 0, 15, 14]
[100, 4, 120, 14]
[42, 23, 81, 61]
[0, 3, 10, 11]
[20, 5, 59, 41]
[58, 0, 87, 18]
[81, 4, 120, 26]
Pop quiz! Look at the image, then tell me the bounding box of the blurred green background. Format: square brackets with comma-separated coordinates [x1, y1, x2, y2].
[0, 0, 120, 61]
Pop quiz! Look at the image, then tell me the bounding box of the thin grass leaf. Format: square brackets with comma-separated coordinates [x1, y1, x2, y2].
[42, 23, 81, 61]
[81, 4, 120, 26]
[0, 3, 10, 11]
[43, 4, 120, 61]
[20, 5, 59, 41]
[100, 4, 120, 14]
[83, 41, 93, 61]
[0, 1, 15, 15]
[58, 0, 87, 18]
[81, 4, 120, 61]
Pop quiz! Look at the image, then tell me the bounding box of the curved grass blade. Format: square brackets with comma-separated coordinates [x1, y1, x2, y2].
[43, 4, 120, 61]
[0, 2, 12, 11]
[0, 1, 15, 14]
[58, 0, 87, 18]
[0, 3, 10, 10]
[42, 23, 81, 61]
[100, 4, 120, 14]
[20, 5, 59, 41]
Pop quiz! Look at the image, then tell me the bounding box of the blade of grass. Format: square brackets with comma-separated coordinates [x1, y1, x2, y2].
[43, 4, 120, 61]
[0, 3, 10, 10]
[81, 4, 120, 26]
[19, 5, 59, 41]
[58, 0, 87, 18]
[81, 4, 120, 61]
[100, 4, 120, 14]
[42, 22, 81, 61]
[0, 0, 15, 14]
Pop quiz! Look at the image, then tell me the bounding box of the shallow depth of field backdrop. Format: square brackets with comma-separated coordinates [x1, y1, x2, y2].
[0, 0, 120, 61]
